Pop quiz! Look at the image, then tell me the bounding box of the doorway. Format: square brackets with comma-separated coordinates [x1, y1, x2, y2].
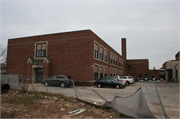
[35, 68, 43, 83]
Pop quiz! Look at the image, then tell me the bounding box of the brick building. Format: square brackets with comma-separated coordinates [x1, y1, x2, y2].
[6, 29, 127, 85]
[6, 29, 160, 85]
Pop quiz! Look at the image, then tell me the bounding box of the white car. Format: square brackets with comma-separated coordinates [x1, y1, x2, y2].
[115, 75, 135, 86]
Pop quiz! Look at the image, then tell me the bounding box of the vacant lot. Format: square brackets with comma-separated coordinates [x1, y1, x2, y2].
[29, 81, 179, 118]
[1, 82, 179, 118]
[1, 88, 130, 118]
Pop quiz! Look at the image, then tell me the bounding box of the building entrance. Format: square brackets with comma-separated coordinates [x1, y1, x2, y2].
[35, 68, 43, 83]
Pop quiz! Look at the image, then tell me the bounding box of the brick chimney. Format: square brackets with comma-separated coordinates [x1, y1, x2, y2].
[121, 38, 126, 60]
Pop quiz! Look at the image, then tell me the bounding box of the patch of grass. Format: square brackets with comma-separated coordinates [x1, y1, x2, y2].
[4, 95, 34, 106]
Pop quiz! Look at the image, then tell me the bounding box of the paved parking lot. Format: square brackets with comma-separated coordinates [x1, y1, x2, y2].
[29, 81, 179, 118]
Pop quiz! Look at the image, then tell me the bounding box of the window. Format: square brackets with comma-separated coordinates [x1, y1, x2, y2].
[119, 58, 122, 68]
[51, 76, 57, 80]
[100, 78, 105, 82]
[94, 65, 98, 80]
[106, 79, 112, 83]
[134, 65, 137, 69]
[36, 43, 47, 58]
[100, 66, 103, 79]
[110, 53, 113, 64]
[105, 67, 108, 77]
[57, 76, 65, 79]
[100, 46, 104, 61]
[115, 56, 117, 66]
[110, 68, 112, 76]
[113, 55, 115, 65]
[105, 49, 108, 62]
[128, 65, 131, 69]
[116, 69, 118, 76]
[94, 43, 99, 59]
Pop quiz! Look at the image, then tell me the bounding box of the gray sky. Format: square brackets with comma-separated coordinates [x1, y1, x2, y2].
[1, 0, 179, 69]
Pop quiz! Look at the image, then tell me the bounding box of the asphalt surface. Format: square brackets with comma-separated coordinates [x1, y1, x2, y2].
[29, 81, 179, 118]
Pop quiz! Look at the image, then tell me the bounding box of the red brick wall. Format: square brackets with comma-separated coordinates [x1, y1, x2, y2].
[148, 70, 160, 80]
[48, 38, 92, 81]
[6, 29, 126, 85]
[6, 42, 35, 79]
[126, 59, 149, 78]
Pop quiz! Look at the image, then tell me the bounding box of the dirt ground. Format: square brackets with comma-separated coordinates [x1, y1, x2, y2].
[1, 89, 131, 118]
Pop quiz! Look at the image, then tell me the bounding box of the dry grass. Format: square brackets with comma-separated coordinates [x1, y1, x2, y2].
[1, 89, 131, 118]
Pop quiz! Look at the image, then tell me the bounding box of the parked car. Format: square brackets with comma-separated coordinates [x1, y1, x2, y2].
[115, 75, 135, 86]
[94, 77, 126, 89]
[44, 75, 73, 88]
[151, 76, 157, 81]
[143, 76, 149, 81]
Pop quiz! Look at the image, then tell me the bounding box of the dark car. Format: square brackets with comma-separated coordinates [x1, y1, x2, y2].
[94, 77, 126, 89]
[44, 75, 73, 88]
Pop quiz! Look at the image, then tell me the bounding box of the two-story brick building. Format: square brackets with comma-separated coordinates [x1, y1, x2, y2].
[6, 29, 127, 85]
[6, 29, 161, 85]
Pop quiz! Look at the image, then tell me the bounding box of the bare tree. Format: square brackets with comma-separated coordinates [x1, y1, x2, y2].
[0, 44, 7, 64]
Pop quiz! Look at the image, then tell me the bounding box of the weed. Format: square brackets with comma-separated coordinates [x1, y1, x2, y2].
[20, 83, 29, 93]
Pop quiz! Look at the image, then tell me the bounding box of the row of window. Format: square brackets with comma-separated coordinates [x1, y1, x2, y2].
[94, 42, 123, 68]
[94, 64, 124, 80]
[128, 65, 138, 69]
[94, 42, 108, 62]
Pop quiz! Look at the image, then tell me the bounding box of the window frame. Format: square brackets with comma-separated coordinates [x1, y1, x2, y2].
[100, 46, 104, 61]
[35, 41, 48, 59]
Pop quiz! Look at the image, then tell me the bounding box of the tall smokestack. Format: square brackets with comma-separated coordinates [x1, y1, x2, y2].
[121, 38, 126, 60]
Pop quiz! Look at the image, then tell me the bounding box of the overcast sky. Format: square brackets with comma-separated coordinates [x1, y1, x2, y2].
[1, 0, 179, 69]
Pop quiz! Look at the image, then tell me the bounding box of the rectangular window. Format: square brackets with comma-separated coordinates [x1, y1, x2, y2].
[94, 65, 98, 80]
[113, 55, 115, 65]
[128, 65, 131, 69]
[134, 65, 138, 69]
[105, 67, 108, 77]
[94, 43, 99, 59]
[115, 56, 117, 66]
[105, 49, 108, 62]
[100, 46, 104, 61]
[36, 43, 47, 58]
[110, 53, 113, 64]
[100, 66, 103, 79]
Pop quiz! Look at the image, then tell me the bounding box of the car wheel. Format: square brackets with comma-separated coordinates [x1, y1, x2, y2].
[116, 85, 120, 89]
[44, 82, 48, 86]
[126, 81, 130, 86]
[60, 82, 65, 88]
[97, 84, 101, 88]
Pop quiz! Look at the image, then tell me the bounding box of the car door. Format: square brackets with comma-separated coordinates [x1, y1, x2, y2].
[58, 76, 66, 84]
[50, 76, 57, 85]
[99, 78, 106, 86]
[105, 78, 114, 87]
[55, 76, 61, 84]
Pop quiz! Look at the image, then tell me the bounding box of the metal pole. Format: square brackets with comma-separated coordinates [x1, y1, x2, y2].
[153, 81, 169, 118]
